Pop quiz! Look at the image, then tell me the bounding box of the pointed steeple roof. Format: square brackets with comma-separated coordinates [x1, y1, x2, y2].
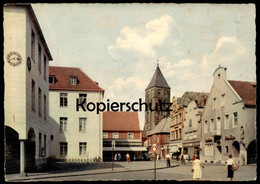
[146, 65, 170, 90]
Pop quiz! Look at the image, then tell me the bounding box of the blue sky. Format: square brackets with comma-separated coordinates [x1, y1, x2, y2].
[32, 4, 256, 129]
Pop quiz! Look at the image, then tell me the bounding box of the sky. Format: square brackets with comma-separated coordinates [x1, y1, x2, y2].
[32, 4, 256, 130]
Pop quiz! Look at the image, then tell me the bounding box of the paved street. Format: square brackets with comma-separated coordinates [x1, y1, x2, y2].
[5, 160, 256, 181]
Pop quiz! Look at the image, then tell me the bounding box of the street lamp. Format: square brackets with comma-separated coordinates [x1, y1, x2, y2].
[112, 140, 115, 171]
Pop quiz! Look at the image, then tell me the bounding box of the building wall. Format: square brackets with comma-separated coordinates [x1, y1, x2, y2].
[144, 87, 170, 133]
[201, 67, 256, 165]
[49, 90, 103, 161]
[183, 101, 203, 157]
[4, 6, 27, 139]
[4, 5, 52, 168]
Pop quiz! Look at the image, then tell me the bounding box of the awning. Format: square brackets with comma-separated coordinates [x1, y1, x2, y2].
[103, 147, 148, 152]
[169, 146, 179, 153]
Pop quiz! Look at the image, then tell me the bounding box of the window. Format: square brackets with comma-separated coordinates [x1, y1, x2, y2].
[60, 117, 67, 132]
[79, 94, 87, 105]
[31, 80, 35, 110]
[38, 43, 41, 73]
[79, 118, 87, 132]
[233, 112, 238, 128]
[44, 134, 46, 156]
[213, 98, 216, 109]
[79, 142, 87, 156]
[113, 132, 119, 139]
[31, 30, 35, 61]
[60, 142, 68, 156]
[221, 94, 225, 106]
[204, 120, 208, 133]
[70, 76, 77, 85]
[39, 133, 42, 156]
[60, 93, 68, 107]
[128, 133, 134, 139]
[44, 56, 47, 80]
[210, 119, 214, 132]
[179, 129, 182, 138]
[176, 130, 178, 139]
[49, 75, 55, 84]
[224, 114, 229, 129]
[205, 144, 213, 156]
[179, 113, 181, 123]
[189, 119, 192, 127]
[44, 95, 47, 119]
[38, 88, 42, 116]
[225, 146, 229, 154]
[103, 132, 108, 139]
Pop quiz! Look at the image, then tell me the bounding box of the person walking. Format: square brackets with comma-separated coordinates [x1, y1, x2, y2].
[192, 155, 204, 180]
[117, 153, 121, 161]
[193, 154, 196, 161]
[125, 153, 130, 163]
[226, 154, 237, 181]
[181, 154, 185, 165]
[166, 153, 171, 167]
[188, 155, 191, 162]
[114, 153, 117, 162]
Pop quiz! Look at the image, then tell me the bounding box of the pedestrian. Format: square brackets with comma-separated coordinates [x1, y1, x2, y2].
[192, 155, 204, 180]
[181, 154, 185, 165]
[117, 153, 121, 161]
[126, 153, 130, 163]
[166, 153, 171, 167]
[193, 154, 196, 161]
[226, 154, 237, 181]
[114, 153, 117, 162]
[188, 155, 191, 162]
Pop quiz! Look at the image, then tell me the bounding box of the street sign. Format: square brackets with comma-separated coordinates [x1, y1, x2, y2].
[152, 146, 157, 153]
[151, 135, 159, 144]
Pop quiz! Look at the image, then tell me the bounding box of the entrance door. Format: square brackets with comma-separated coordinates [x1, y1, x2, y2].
[247, 140, 256, 164]
[5, 126, 20, 174]
[26, 128, 36, 172]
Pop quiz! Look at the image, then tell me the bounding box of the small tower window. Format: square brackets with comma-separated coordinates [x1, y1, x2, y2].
[49, 75, 55, 84]
[70, 76, 77, 85]
[218, 73, 220, 78]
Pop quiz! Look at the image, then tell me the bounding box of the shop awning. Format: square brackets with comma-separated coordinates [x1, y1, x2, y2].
[103, 147, 148, 152]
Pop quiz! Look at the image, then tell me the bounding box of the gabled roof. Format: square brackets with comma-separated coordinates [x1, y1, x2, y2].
[228, 80, 256, 107]
[49, 66, 104, 92]
[146, 66, 170, 90]
[147, 118, 170, 136]
[178, 91, 209, 109]
[103, 111, 140, 132]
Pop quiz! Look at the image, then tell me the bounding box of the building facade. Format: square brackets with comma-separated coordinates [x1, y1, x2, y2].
[103, 112, 147, 161]
[4, 4, 53, 174]
[147, 118, 171, 160]
[201, 66, 256, 165]
[48, 66, 104, 162]
[169, 92, 208, 158]
[182, 96, 207, 158]
[143, 64, 171, 136]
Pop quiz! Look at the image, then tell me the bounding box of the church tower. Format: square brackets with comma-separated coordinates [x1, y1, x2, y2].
[143, 63, 171, 135]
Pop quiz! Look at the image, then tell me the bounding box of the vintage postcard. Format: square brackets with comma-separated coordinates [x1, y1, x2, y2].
[4, 3, 256, 181]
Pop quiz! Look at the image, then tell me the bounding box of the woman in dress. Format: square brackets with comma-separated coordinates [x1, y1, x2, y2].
[192, 155, 204, 180]
[226, 154, 235, 181]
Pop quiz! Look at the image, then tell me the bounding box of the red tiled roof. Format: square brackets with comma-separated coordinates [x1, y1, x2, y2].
[49, 66, 104, 92]
[228, 80, 256, 107]
[103, 111, 140, 131]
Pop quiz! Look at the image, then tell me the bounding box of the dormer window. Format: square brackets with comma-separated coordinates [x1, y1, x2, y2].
[49, 75, 55, 84]
[70, 76, 77, 85]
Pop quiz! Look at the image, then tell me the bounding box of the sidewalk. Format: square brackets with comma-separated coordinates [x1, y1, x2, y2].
[5, 161, 179, 182]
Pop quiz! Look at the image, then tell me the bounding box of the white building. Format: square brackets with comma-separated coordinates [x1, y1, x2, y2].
[201, 66, 256, 165]
[48, 66, 104, 162]
[4, 4, 53, 174]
